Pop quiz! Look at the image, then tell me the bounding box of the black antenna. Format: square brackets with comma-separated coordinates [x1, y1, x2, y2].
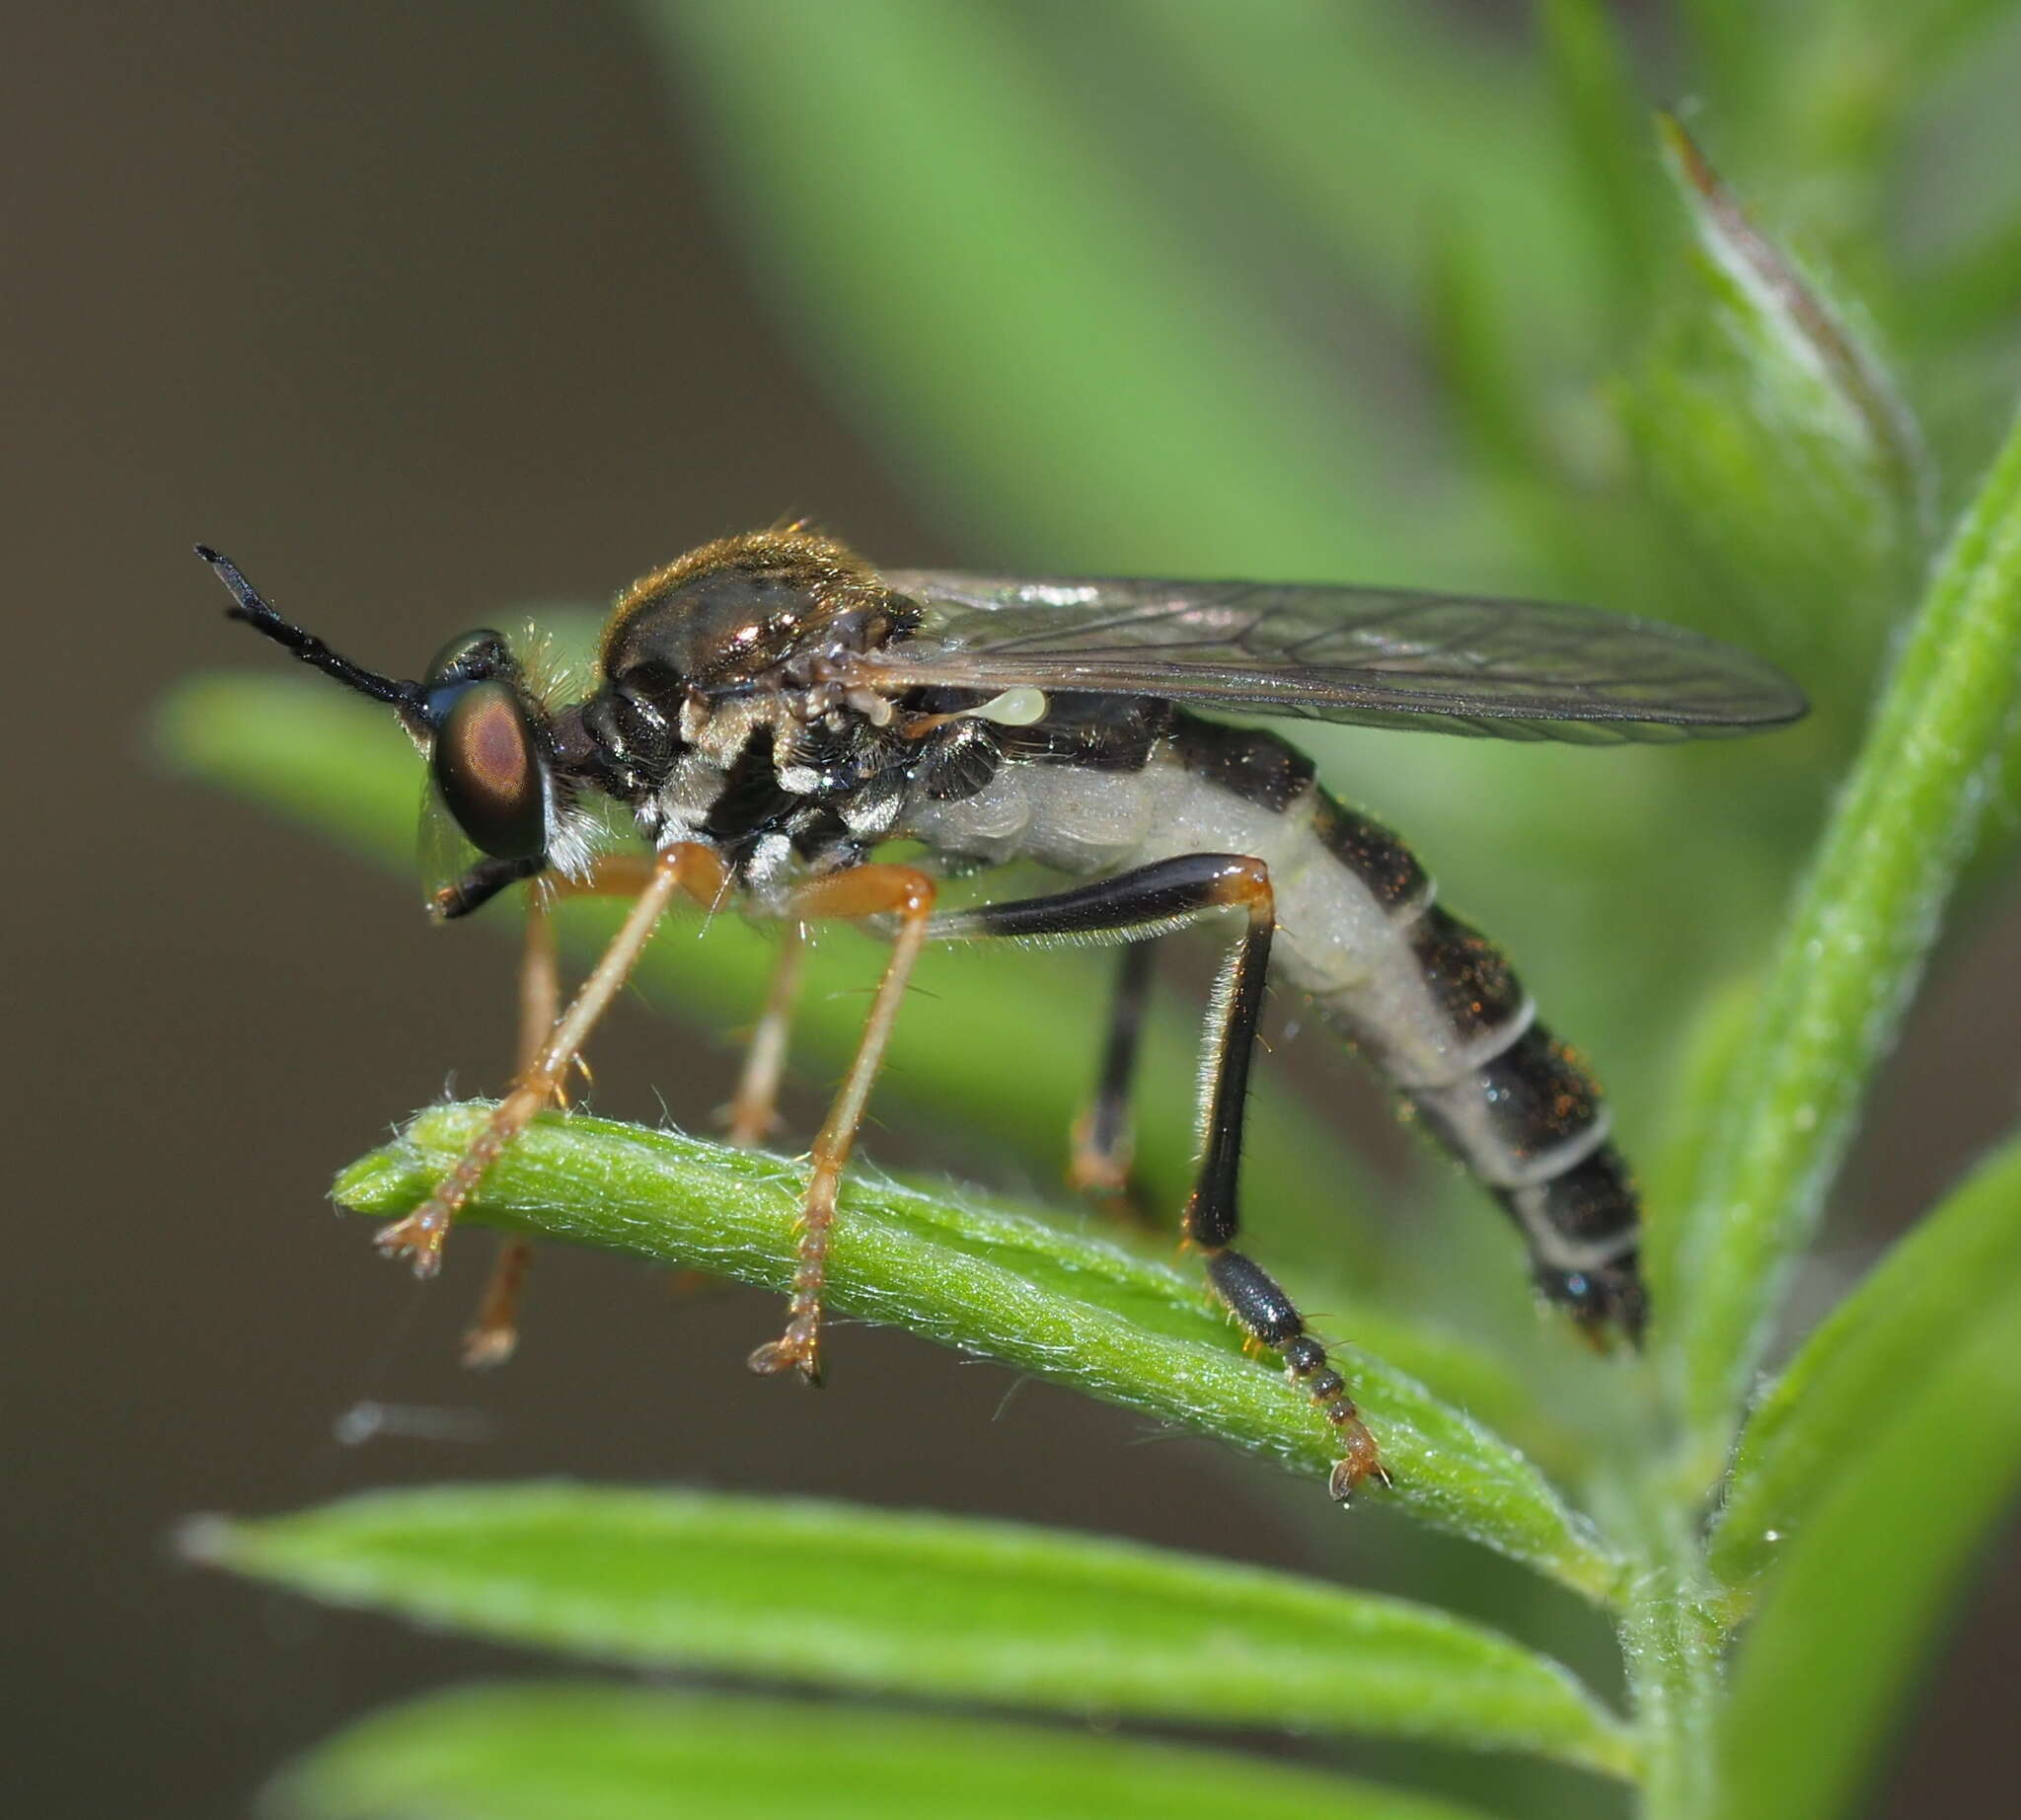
[196, 545, 426, 714]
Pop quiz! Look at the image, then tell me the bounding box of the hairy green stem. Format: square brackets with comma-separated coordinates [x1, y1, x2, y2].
[336, 1106, 1627, 1605]
[1670, 396, 2021, 1484]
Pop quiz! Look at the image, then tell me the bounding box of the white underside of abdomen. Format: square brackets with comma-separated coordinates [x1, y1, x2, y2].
[901, 751, 1510, 1098]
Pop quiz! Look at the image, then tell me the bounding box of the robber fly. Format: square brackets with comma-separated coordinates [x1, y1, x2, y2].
[199, 528, 1804, 1498]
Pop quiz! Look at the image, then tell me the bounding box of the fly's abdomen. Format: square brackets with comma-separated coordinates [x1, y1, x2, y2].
[899, 707, 1647, 1339]
[1296, 790, 1646, 1340]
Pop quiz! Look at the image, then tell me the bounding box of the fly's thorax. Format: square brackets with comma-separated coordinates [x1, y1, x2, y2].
[562, 528, 933, 838]
[598, 528, 919, 696]
[567, 679, 926, 897]
[887, 694, 1177, 872]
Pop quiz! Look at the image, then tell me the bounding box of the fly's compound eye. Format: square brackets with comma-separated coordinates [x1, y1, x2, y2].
[424, 628, 512, 687]
[421, 627, 516, 722]
[430, 679, 548, 861]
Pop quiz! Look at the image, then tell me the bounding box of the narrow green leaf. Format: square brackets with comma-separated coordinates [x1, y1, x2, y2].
[272, 1684, 1501, 1820]
[1537, 0, 1661, 330]
[1636, 972, 1761, 1324]
[195, 1484, 1636, 1776]
[633, 0, 1420, 577]
[1671, 394, 2021, 1485]
[1715, 1280, 2021, 1820]
[334, 1108, 1627, 1604]
[1711, 1130, 2021, 1587]
[156, 669, 1384, 1279]
[1118, 0, 1596, 343]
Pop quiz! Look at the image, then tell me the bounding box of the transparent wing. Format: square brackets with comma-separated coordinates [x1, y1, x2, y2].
[862, 572, 1808, 742]
[416, 778, 481, 909]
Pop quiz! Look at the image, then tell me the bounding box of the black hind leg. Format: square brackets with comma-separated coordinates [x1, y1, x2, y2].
[1070, 940, 1157, 1216]
[936, 853, 1387, 1498]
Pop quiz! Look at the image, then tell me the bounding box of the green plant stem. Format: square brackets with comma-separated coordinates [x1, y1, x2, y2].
[1669, 395, 2021, 1487]
[336, 1106, 1628, 1606]
[1621, 1571, 1723, 1820]
[1604, 1479, 1725, 1820]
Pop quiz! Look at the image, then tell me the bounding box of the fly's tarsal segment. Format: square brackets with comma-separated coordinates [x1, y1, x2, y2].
[206, 526, 1807, 1495]
[1206, 1252, 1386, 1500]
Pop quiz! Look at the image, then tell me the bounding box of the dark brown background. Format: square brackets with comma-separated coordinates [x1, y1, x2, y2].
[6, 6, 2017, 1817]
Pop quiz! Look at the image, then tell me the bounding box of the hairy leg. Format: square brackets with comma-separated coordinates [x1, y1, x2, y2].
[936, 856, 1385, 1498]
[746, 865, 936, 1386]
[724, 922, 807, 1149]
[378, 843, 725, 1276]
[1069, 939, 1158, 1215]
[460, 893, 561, 1367]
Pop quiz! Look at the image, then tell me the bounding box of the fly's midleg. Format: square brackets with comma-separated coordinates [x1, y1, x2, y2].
[1069, 940, 1157, 1206]
[748, 864, 938, 1388]
[462, 890, 561, 1368]
[726, 921, 806, 1149]
[936, 853, 1386, 1497]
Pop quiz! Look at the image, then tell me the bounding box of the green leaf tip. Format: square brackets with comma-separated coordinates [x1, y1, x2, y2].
[334, 1105, 1628, 1605]
[202, 1483, 1638, 1778]
[1621, 113, 1931, 699]
[1655, 111, 1929, 536]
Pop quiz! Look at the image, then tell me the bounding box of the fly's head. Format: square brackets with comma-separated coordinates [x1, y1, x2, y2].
[202, 530, 937, 907]
[199, 546, 600, 919]
[415, 628, 549, 864]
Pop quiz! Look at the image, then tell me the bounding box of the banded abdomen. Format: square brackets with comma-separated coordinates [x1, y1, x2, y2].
[898, 706, 1646, 1339]
[1295, 797, 1645, 1340]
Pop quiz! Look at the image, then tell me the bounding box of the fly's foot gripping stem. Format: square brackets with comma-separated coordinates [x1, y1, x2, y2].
[1281, 1333, 1390, 1500]
[747, 1318, 823, 1387]
[375, 846, 715, 1286]
[1204, 1249, 1391, 1501]
[747, 1189, 833, 1387]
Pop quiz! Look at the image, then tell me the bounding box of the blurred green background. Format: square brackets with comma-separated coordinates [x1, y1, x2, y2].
[10, 3, 2021, 1815]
